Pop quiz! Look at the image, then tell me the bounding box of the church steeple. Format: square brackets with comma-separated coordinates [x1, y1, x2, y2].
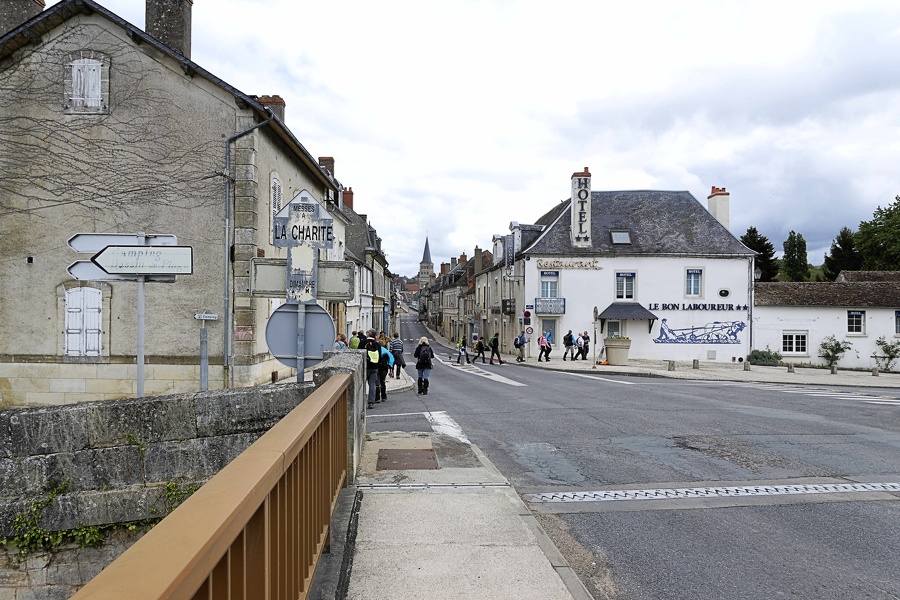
[418, 237, 434, 288]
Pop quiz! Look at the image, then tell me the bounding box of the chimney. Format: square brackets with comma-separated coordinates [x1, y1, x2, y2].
[342, 187, 354, 210]
[318, 156, 335, 177]
[474, 246, 482, 271]
[707, 186, 730, 230]
[146, 0, 192, 59]
[1, 0, 44, 35]
[258, 95, 285, 121]
[459, 252, 467, 265]
[570, 167, 592, 248]
[451, 257, 458, 269]
[441, 263, 450, 276]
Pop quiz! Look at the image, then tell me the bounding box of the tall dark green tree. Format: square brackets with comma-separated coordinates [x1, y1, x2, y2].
[740, 226, 779, 281]
[782, 230, 810, 281]
[822, 226, 862, 280]
[855, 196, 900, 270]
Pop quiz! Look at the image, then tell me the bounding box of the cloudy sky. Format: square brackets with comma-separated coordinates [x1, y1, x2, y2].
[49, 0, 900, 277]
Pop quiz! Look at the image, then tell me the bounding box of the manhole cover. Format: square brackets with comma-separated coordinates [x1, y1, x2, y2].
[376, 448, 439, 470]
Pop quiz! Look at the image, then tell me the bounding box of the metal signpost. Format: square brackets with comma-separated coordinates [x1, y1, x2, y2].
[68, 233, 192, 398]
[268, 191, 336, 380]
[194, 313, 219, 391]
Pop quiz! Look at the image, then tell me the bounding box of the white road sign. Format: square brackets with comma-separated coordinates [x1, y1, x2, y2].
[68, 233, 177, 253]
[92, 245, 193, 275]
[67, 260, 175, 282]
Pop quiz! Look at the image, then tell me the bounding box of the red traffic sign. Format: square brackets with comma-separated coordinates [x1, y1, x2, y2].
[523, 310, 531, 318]
[91, 245, 193, 275]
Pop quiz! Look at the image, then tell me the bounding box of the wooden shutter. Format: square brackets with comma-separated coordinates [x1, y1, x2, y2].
[65, 287, 102, 356]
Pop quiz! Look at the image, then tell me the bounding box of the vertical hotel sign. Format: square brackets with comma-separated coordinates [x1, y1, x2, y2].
[571, 167, 592, 248]
[505, 234, 515, 276]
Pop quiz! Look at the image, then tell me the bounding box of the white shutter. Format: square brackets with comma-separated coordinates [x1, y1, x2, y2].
[71, 58, 102, 109]
[65, 288, 102, 356]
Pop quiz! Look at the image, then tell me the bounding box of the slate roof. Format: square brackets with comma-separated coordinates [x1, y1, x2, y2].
[523, 191, 753, 257]
[598, 302, 659, 320]
[755, 282, 900, 307]
[835, 271, 900, 283]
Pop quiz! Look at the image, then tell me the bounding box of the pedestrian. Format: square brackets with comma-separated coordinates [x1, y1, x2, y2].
[515, 331, 526, 362]
[473, 334, 486, 363]
[456, 336, 471, 364]
[574, 332, 584, 360]
[363, 330, 381, 409]
[489, 332, 503, 365]
[414, 337, 434, 395]
[537, 331, 551, 361]
[562, 330, 575, 361]
[356, 330, 368, 348]
[349, 331, 360, 349]
[580, 331, 591, 360]
[389, 332, 405, 378]
[377, 343, 393, 402]
[332, 333, 348, 350]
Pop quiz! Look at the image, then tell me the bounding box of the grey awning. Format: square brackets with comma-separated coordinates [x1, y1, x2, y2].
[598, 302, 658, 320]
[598, 302, 658, 333]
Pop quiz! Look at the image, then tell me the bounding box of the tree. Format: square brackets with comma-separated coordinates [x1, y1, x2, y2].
[822, 227, 862, 280]
[855, 196, 900, 270]
[782, 231, 810, 282]
[740, 227, 779, 282]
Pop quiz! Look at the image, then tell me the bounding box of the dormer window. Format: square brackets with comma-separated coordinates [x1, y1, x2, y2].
[610, 230, 631, 244]
[65, 51, 109, 114]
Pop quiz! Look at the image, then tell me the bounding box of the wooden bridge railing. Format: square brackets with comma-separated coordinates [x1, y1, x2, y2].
[72, 373, 352, 600]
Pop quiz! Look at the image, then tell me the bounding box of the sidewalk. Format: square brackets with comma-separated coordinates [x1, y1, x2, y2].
[312, 335, 899, 600]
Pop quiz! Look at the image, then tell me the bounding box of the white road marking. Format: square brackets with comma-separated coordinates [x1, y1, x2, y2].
[424, 411, 470, 443]
[432, 355, 527, 386]
[557, 371, 637, 385]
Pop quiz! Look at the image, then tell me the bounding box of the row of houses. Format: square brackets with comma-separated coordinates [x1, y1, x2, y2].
[0, 0, 396, 406]
[417, 169, 900, 371]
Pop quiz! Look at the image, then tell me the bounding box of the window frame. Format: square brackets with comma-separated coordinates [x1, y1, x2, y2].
[847, 310, 866, 335]
[615, 272, 635, 300]
[65, 51, 110, 114]
[782, 331, 808, 355]
[685, 268, 703, 297]
[540, 271, 559, 298]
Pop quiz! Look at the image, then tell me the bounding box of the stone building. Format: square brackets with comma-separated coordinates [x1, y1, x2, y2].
[0, 0, 342, 404]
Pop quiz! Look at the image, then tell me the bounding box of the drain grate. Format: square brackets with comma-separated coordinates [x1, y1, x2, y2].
[527, 482, 900, 503]
[376, 448, 439, 470]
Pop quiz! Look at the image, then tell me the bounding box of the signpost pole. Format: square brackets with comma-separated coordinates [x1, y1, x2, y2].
[199, 323, 209, 391]
[296, 303, 307, 383]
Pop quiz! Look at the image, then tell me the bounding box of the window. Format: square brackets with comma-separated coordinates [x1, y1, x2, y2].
[616, 272, 635, 299]
[540, 271, 558, 298]
[782, 332, 808, 354]
[271, 177, 283, 221]
[65, 52, 109, 113]
[607, 320, 622, 338]
[65, 287, 102, 356]
[685, 269, 702, 297]
[847, 310, 865, 334]
[610, 230, 631, 244]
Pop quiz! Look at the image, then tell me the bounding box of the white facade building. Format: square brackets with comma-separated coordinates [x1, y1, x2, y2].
[512, 168, 755, 363]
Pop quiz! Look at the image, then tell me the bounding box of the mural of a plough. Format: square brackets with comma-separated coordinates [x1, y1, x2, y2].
[653, 318, 745, 344]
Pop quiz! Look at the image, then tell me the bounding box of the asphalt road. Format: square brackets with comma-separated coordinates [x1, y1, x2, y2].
[369, 315, 900, 599]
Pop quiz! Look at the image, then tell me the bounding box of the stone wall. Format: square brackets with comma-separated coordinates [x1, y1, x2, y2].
[0, 350, 366, 597]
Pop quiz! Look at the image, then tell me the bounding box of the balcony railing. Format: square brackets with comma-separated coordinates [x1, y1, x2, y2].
[72, 373, 351, 600]
[534, 297, 566, 314]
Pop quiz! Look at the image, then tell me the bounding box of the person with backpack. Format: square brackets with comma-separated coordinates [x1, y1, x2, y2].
[580, 332, 591, 360]
[562, 330, 576, 361]
[363, 329, 382, 408]
[489, 332, 503, 365]
[377, 343, 394, 402]
[537, 331, 551, 362]
[414, 337, 434, 395]
[515, 331, 526, 362]
[389, 332, 405, 378]
[456, 336, 471, 364]
[472, 335, 486, 363]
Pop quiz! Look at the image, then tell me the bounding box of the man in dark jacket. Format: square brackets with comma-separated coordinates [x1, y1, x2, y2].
[489, 333, 503, 365]
[363, 329, 381, 409]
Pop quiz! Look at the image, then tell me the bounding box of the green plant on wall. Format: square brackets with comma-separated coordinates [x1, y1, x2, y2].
[873, 336, 900, 371]
[0, 481, 70, 558]
[162, 479, 199, 513]
[818, 335, 853, 367]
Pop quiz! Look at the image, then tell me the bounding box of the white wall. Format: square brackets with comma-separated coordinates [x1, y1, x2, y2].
[754, 306, 900, 369]
[523, 255, 752, 362]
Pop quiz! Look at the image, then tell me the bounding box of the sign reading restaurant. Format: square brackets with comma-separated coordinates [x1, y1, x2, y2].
[535, 258, 600, 270]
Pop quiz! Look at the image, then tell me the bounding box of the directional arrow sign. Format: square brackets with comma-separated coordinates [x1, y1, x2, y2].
[91, 245, 193, 275]
[68, 233, 177, 253]
[67, 261, 176, 282]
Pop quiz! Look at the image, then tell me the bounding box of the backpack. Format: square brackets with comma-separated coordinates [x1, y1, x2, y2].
[379, 346, 394, 368]
[365, 340, 381, 366]
[513, 337, 520, 348]
[564, 333, 573, 346]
